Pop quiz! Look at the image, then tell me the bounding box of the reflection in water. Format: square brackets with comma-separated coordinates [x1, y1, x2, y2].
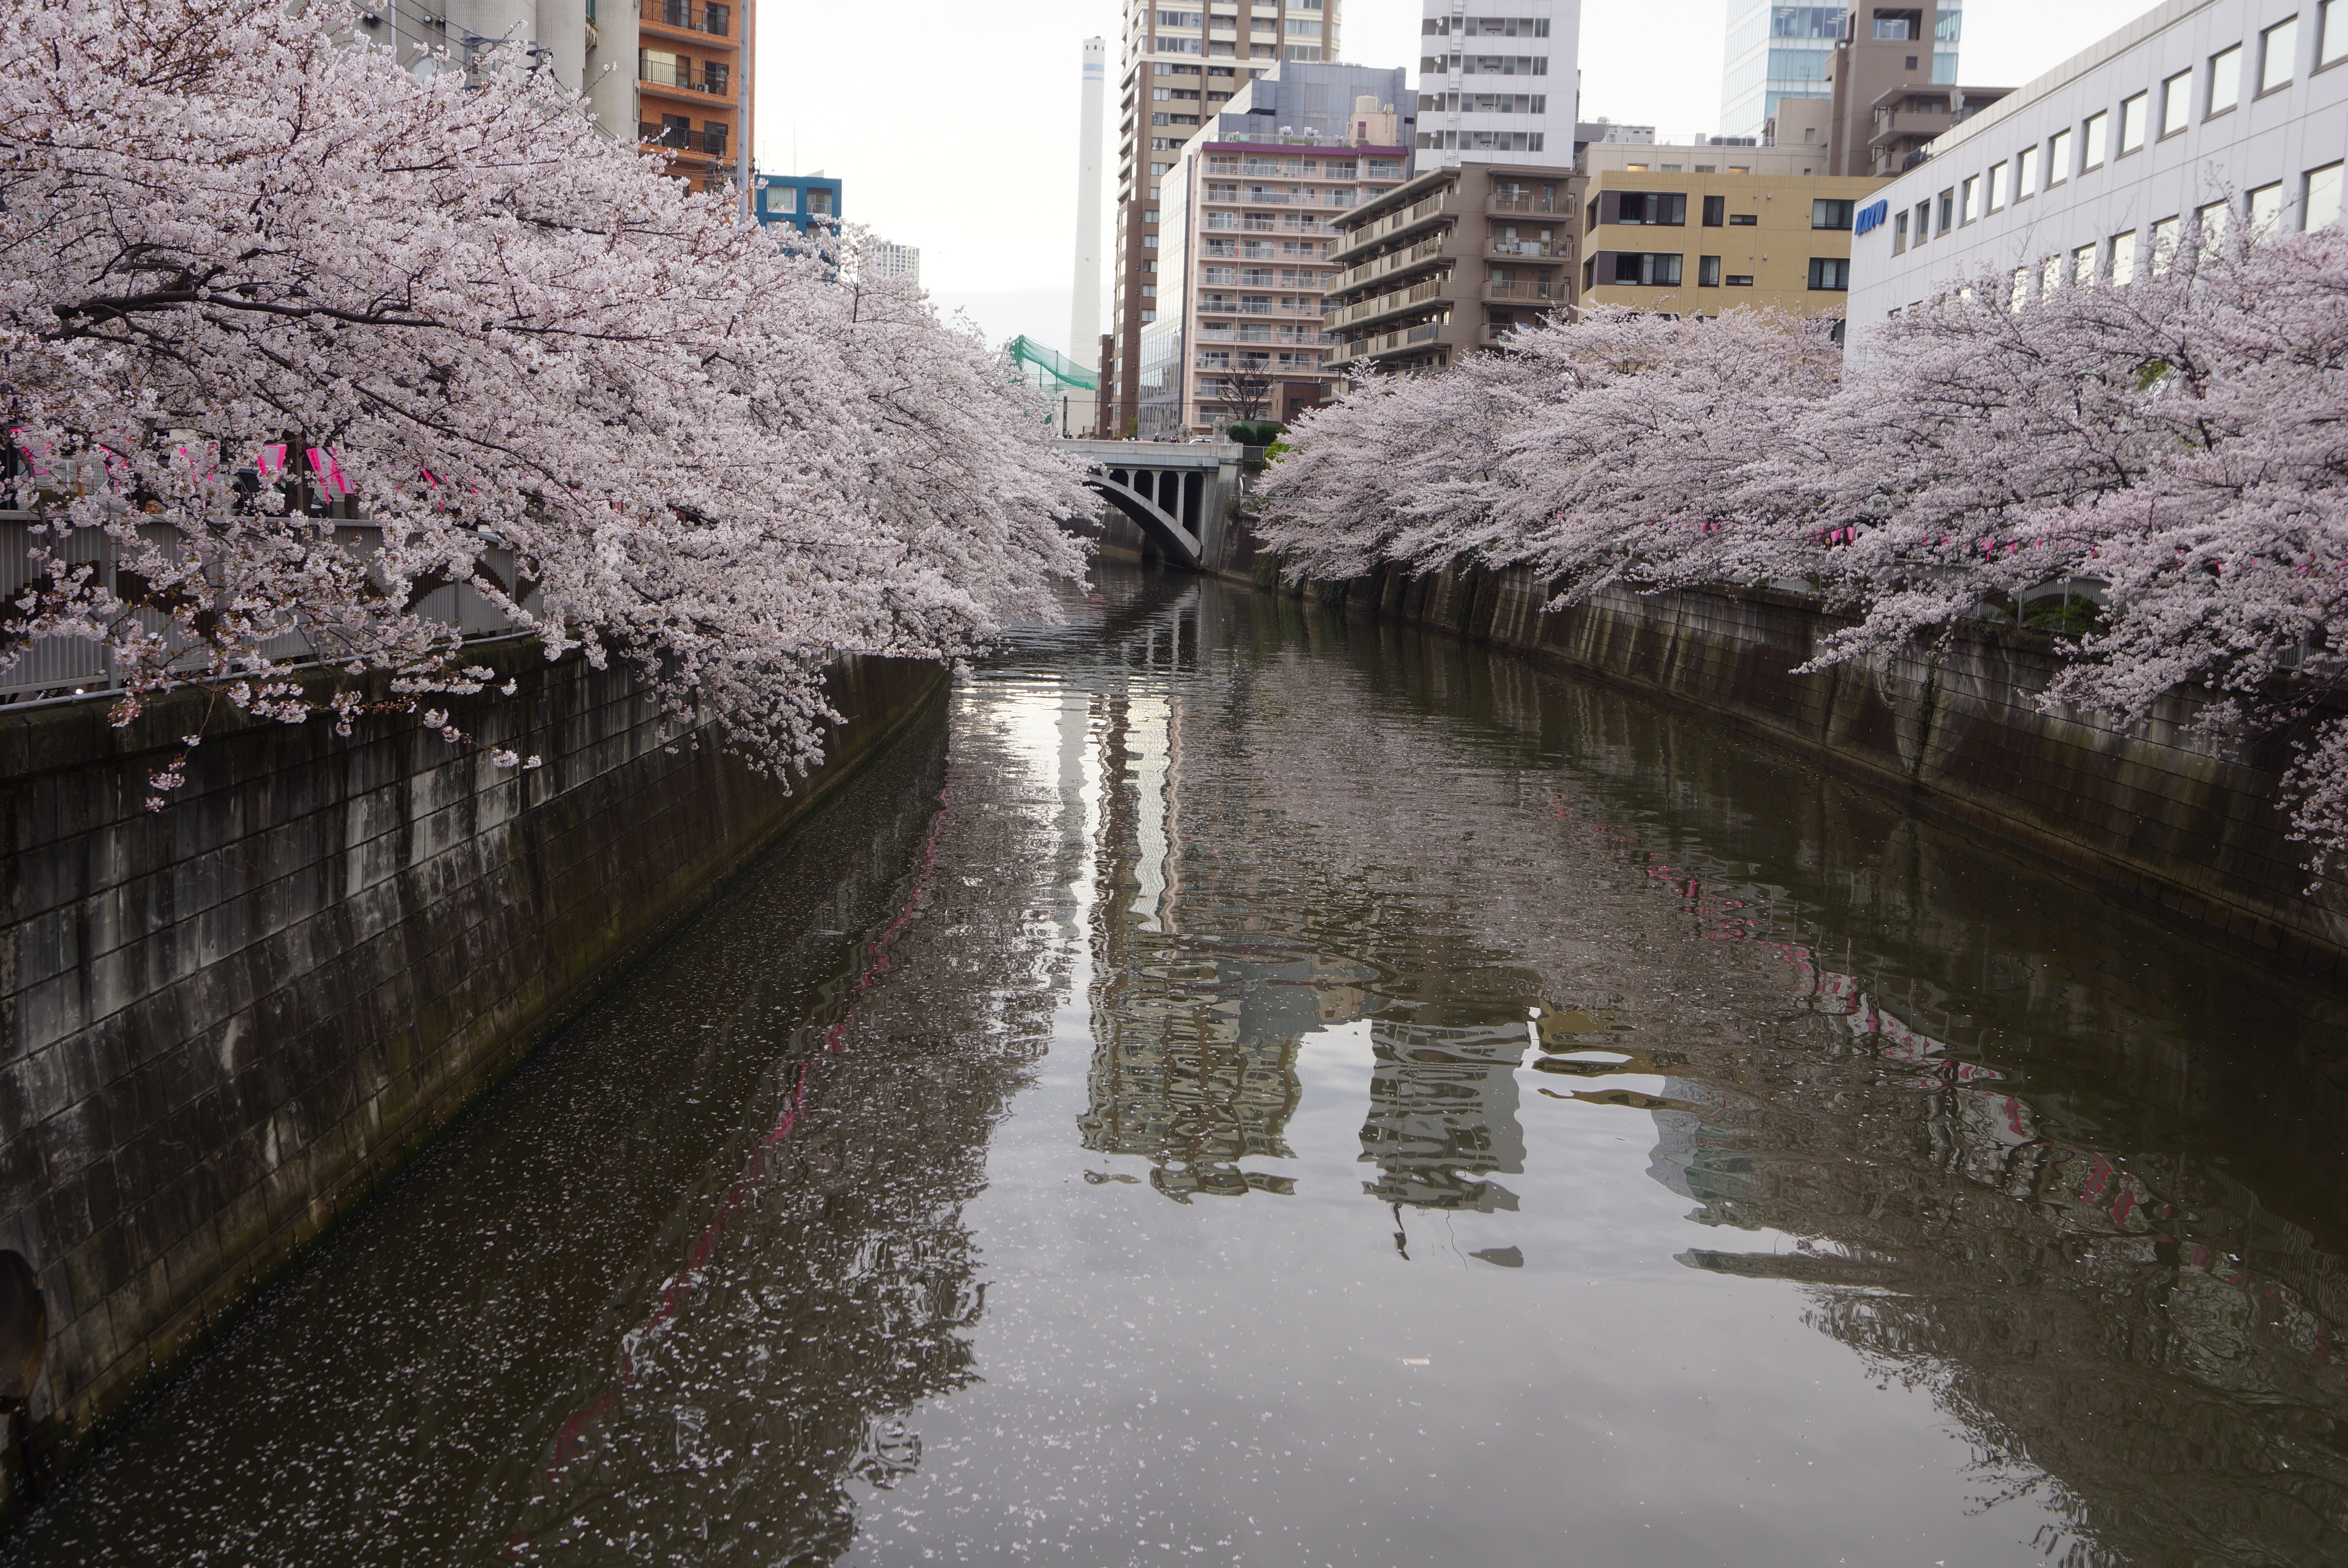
[8, 566, 2348, 1567]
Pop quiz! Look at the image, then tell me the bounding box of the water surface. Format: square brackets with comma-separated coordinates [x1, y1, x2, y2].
[10, 566, 2348, 1567]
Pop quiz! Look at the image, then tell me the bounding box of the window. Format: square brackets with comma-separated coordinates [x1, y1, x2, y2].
[2150, 213, 2181, 274]
[1987, 161, 2008, 211]
[2042, 255, 2064, 293]
[2082, 110, 2108, 169]
[1725, 274, 1755, 286]
[2011, 267, 2030, 311]
[763, 183, 796, 214]
[1808, 257, 1850, 290]
[1284, 17, 1320, 33]
[2260, 17, 2297, 94]
[2161, 69, 2193, 135]
[2325, 0, 2348, 68]
[1699, 255, 1723, 286]
[2073, 241, 2098, 285]
[2110, 229, 2138, 286]
[1702, 194, 1726, 226]
[1814, 198, 1856, 229]
[2047, 128, 2072, 186]
[1913, 200, 1930, 241]
[1893, 209, 1910, 252]
[2210, 44, 2242, 115]
[2309, 160, 2345, 228]
[1729, 211, 1758, 226]
[1613, 192, 1687, 225]
[2016, 144, 2037, 198]
[2197, 197, 2230, 252]
[1611, 252, 1684, 286]
[2249, 180, 2284, 231]
[1937, 187, 1955, 233]
[806, 188, 832, 215]
[2119, 91, 2148, 153]
[1959, 178, 1979, 224]
[1156, 9, 1203, 25]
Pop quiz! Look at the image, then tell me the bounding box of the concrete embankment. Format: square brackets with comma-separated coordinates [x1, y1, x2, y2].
[1098, 504, 2348, 973]
[0, 647, 948, 1496]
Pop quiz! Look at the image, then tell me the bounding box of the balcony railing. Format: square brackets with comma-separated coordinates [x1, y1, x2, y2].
[640, 122, 729, 155]
[1331, 190, 1457, 260]
[640, 0, 733, 36]
[1328, 275, 1450, 326]
[1483, 280, 1557, 301]
[1487, 194, 1557, 213]
[1332, 234, 1447, 292]
[639, 56, 730, 95]
[1489, 239, 1560, 257]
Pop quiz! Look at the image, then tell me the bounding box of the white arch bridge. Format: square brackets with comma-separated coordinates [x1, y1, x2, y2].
[1062, 440, 1246, 571]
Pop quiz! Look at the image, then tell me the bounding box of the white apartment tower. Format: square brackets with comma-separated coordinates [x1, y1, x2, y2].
[1109, 0, 1342, 434]
[1414, 2, 1580, 167]
[1074, 38, 1108, 370]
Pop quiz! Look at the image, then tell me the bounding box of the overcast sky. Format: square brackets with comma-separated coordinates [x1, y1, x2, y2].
[754, 0, 2155, 350]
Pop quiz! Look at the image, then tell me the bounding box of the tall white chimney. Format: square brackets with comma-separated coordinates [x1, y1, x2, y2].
[1071, 37, 1106, 373]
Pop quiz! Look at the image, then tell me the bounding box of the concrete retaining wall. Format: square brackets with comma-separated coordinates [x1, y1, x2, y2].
[0, 646, 947, 1490]
[1283, 559, 2348, 975]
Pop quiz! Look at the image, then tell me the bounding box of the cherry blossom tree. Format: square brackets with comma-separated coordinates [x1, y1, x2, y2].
[0, 0, 1090, 793]
[1259, 238, 2348, 880]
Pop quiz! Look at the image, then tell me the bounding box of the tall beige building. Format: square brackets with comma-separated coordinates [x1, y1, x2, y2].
[1109, 0, 1340, 437]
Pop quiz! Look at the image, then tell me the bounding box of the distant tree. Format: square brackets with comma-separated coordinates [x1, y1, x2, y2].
[1221, 367, 1276, 426]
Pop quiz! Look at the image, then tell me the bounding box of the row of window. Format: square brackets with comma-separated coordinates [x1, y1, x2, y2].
[1415, 91, 1549, 115]
[1202, 238, 1329, 258]
[1201, 266, 1324, 285]
[1420, 14, 1551, 36]
[1899, 3, 2347, 257]
[1203, 156, 1403, 178]
[1592, 192, 1850, 229]
[1586, 252, 1848, 291]
[1417, 130, 1547, 151]
[1417, 54, 1551, 76]
[1195, 350, 1323, 368]
[1911, 174, 2345, 307]
[1898, 157, 2345, 260]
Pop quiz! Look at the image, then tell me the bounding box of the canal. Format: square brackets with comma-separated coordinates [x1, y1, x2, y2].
[8, 566, 2347, 1566]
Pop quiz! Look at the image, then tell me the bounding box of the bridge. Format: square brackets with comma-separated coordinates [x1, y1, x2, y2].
[1061, 440, 1246, 571]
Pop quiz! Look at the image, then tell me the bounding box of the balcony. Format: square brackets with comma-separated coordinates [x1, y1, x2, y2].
[1489, 238, 1561, 257]
[1348, 321, 1451, 358]
[1332, 235, 1448, 293]
[1329, 190, 1459, 264]
[639, 56, 731, 95]
[1328, 275, 1451, 328]
[1482, 279, 1558, 302]
[1487, 194, 1557, 214]
[640, 121, 729, 156]
[639, 0, 733, 38]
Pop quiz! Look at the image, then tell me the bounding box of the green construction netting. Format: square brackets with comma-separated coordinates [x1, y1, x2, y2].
[1006, 335, 1099, 393]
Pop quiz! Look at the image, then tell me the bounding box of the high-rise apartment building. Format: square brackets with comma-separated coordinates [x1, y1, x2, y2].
[1721, 2, 1958, 142]
[357, 0, 749, 195]
[1412, 2, 1581, 168]
[1109, 0, 1341, 437]
[1074, 37, 1108, 405]
[1139, 64, 1410, 437]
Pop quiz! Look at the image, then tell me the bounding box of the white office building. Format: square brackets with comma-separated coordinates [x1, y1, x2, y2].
[1414, 2, 1580, 166]
[1848, 0, 2348, 337]
[868, 242, 922, 286]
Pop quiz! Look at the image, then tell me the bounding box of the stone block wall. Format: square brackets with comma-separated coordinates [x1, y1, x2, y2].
[0, 646, 946, 1485]
[1281, 560, 2348, 975]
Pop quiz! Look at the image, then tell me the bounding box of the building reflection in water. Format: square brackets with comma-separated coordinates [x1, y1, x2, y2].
[1357, 1017, 1531, 1213]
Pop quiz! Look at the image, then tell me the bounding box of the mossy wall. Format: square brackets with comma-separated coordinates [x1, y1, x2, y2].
[0, 647, 947, 1487]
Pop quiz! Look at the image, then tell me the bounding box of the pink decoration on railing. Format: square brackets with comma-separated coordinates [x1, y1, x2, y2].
[306, 446, 351, 498]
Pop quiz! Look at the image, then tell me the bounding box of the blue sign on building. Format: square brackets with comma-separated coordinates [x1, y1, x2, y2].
[1852, 198, 1890, 238]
